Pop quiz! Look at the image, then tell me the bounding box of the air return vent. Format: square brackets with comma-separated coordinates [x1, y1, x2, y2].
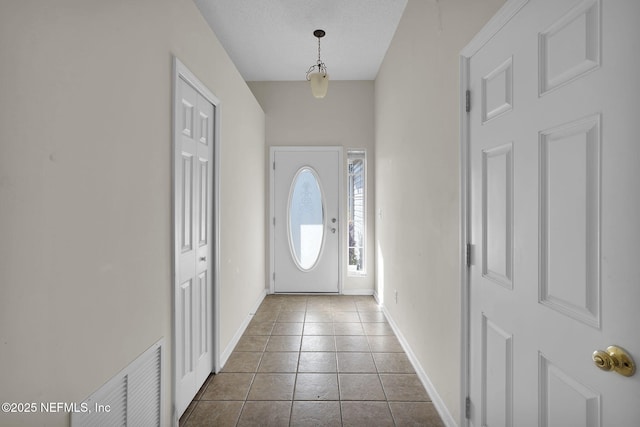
[71, 339, 164, 427]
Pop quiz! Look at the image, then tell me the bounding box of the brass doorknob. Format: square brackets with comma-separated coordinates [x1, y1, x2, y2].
[592, 346, 635, 377]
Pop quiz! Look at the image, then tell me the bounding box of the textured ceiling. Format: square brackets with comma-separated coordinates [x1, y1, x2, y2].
[193, 0, 409, 81]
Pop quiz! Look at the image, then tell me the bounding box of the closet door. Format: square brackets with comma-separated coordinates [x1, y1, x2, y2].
[175, 76, 214, 417]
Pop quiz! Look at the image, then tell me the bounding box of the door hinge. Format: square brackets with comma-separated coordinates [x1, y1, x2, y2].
[466, 243, 472, 267]
[465, 90, 471, 113]
[273, 217, 276, 226]
[273, 272, 276, 281]
[465, 396, 471, 419]
[273, 161, 276, 170]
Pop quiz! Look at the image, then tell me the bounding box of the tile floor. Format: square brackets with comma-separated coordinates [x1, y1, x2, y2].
[180, 295, 445, 426]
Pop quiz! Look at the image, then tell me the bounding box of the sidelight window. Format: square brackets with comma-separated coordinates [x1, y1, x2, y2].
[347, 150, 366, 275]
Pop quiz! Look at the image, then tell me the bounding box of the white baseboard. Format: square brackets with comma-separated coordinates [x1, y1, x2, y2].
[219, 289, 267, 368]
[380, 304, 458, 427]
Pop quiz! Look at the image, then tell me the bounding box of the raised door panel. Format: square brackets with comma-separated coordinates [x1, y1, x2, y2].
[482, 57, 514, 123]
[539, 0, 600, 95]
[539, 114, 600, 327]
[180, 279, 193, 378]
[539, 354, 600, 427]
[481, 315, 513, 427]
[482, 143, 514, 289]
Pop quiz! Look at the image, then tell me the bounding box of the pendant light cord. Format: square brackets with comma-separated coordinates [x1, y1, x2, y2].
[305, 30, 328, 80]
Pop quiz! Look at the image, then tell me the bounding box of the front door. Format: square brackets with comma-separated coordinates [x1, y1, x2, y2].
[271, 147, 342, 293]
[468, 0, 639, 425]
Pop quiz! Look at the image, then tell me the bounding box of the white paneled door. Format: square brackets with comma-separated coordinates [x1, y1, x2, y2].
[271, 147, 342, 293]
[174, 72, 215, 417]
[467, 0, 640, 425]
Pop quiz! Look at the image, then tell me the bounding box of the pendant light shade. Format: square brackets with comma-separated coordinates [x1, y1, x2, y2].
[309, 72, 329, 98]
[306, 29, 329, 99]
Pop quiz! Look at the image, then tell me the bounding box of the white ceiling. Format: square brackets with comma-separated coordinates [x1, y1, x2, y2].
[193, 0, 409, 81]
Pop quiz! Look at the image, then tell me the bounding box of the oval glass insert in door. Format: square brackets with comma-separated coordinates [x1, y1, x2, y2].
[288, 167, 325, 270]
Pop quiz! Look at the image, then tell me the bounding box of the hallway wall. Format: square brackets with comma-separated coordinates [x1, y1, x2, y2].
[0, 1, 265, 425]
[248, 81, 375, 294]
[374, 0, 504, 423]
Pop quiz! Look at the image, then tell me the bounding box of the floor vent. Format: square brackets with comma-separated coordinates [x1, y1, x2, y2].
[71, 339, 164, 427]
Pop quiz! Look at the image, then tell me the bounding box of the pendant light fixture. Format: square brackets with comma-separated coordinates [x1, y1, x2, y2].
[305, 29, 329, 99]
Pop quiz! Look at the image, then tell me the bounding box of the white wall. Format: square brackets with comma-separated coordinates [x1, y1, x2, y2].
[248, 81, 375, 294]
[374, 0, 504, 423]
[0, 1, 265, 425]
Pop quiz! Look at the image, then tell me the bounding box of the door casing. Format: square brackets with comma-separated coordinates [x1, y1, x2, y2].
[269, 146, 344, 294]
[172, 57, 221, 423]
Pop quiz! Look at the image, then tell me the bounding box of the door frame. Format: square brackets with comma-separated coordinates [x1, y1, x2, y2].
[269, 146, 344, 294]
[458, 1, 529, 425]
[172, 57, 221, 422]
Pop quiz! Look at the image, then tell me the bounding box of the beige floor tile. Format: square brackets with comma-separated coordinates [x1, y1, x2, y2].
[380, 374, 430, 401]
[201, 373, 254, 400]
[290, 401, 342, 426]
[367, 335, 404, 352]
[355, 300, 383, 312]
[281, 301, 308, 311]
[247, 373, 295, 400]
[277, 311, 306, 322]
[304, 322, 335, 336]
[333, 323, 365, 336]
[330, 301, 358, 312]
[294, 373, 339, 400]
[305, 305, 332, 313]
[257, 351, 299, 372]
[337, 352, 377, 373]
[222, 352, 262, 373]
[244, 321, 275, 336]
[183, 401, 243, 426]
[305, 311, 334, 322]
[194, 374, 213, 400]
[237, 401, 291, 426]
[335, 335, 370, 352]
[338, 374, 386, 400]
[298, 352, 337, 372]
[389, 402, 445, 426]
[252, 310, 279, 322]
[341, 401, 394, 426]
[373, 353, 415, 373]
[362, 322, 394, 336]
[307, 299, 332, 311]
[265, 335, 301, 351]
[358, 311, 387, 322]
[301, 335, 336, 352]
[272, 322, 304, 335]
[332, 311, 361, 322]
[235, 335, 269, 352]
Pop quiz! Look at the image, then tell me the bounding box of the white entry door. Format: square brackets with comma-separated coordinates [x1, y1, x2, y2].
[467, 0, 640, 425]
[271, 147, 342, 293]
[174, 66, 215, 417]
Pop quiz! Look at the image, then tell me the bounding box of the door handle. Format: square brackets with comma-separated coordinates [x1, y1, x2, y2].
[592, 345, 635, 377]
[200, 256, 207, 262]
[331, 228, 336, 234]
